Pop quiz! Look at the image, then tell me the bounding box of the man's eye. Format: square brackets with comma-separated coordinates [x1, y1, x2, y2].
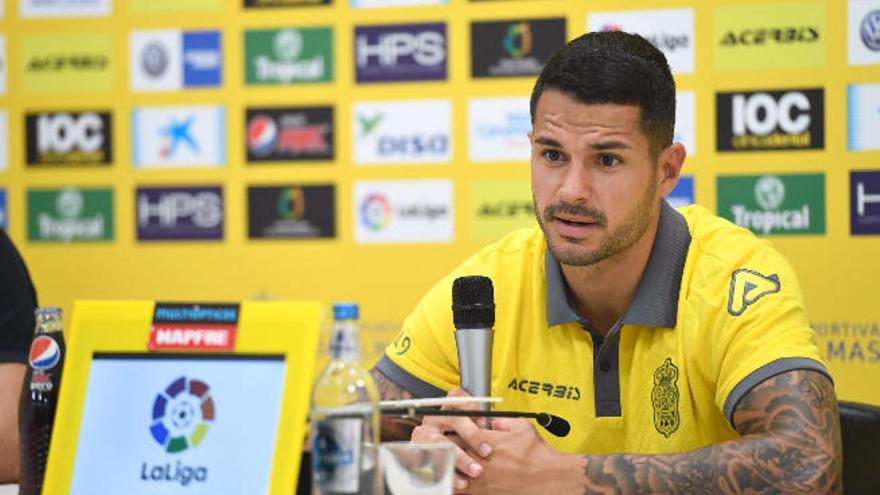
[543, 150, 562, 161]
[599, 155, 620, 167]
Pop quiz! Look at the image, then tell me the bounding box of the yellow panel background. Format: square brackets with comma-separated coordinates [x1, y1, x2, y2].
[1, 0, 878, 404]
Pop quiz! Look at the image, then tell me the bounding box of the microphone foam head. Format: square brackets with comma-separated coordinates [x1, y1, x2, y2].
[452, 276, 495, 329]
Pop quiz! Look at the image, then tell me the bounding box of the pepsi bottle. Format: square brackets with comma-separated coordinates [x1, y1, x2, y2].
[19, 307, 66, 495]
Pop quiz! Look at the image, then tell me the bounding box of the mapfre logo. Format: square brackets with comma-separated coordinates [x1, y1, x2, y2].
[587, 8, 694, 74]
[849, 1, 880, 65]
[716, 89, 824, 152]
[353, 100, 451, 165]
[355, 23, 447, 82]
[354, 180, 453, 243]
[714, 2, 825, 69]
[26, 111, 112, 166]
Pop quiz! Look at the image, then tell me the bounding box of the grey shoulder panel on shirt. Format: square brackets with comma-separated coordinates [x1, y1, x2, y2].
[723, 357, 833, 428]
[375, 354, 446, 398]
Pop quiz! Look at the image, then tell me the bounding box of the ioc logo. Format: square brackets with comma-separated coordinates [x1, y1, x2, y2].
[731, 92, 811, 136]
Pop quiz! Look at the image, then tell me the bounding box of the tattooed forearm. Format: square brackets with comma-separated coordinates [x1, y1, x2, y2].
[370, 367, 421, 441]
[581, 370, 842, 494]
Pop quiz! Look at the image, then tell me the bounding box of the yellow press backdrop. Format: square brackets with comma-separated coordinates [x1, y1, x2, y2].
[0, 0, 878, 405]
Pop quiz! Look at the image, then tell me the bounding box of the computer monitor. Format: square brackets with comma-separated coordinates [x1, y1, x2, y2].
[43, 300, 322, 495]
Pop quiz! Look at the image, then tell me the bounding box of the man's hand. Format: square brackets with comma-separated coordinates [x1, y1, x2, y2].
[410, 388, 493, 492]
[0, 363, 25, 483]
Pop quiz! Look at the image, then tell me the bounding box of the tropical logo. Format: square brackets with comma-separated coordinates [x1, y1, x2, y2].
[150, 376, 215, 453]
[360, 193, 392, 232]
[28, 335, 61, 370]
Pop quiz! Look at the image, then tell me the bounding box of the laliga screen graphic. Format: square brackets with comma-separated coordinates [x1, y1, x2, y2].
[69, 355, 285, 494]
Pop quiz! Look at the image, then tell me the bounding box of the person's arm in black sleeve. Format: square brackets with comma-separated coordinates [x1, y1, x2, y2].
[0, 229, 38, 483]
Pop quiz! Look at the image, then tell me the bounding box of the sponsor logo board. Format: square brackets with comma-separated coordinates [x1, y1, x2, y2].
[132, 0, 221, 12]
[244, 28, 333, 85]
[245, 0, 330, 6]
[0, 35, 6, 95]
[849, 0, 880, 65]
[352, 100, 451, 165]
[352, 0, 446, 6]
[26, 111, 112, 166]
[588, 8, 694, 74]
[848, 84, 880, 151]
[714, 1, 826, 69]
[0, 189, 6, 230]
[468, 97, 531, 162]
[131, 30, 222, 91]
[22, 34, 113, 93]
[471, 18, 566, 78]
[667, 176, 695, 209]
[470, 178, 534, 241]
[355, 23, 447, 83]
[246, 107, 334, 162]
[137, 186, 224, 241]
[717, 174, 825, 235]
[149, 302, 238, 351]
[354, 180, 453, 243]
[132, 106, 225, 169]
[0, 111, 7, 171]
[716, 89, 824, 152]
[851, 171, 880, 235]
[27, 187, 114, 242]
[248, 185, 335, 239]
[20, 0, 110, 17]
[675, 91, 696, 156]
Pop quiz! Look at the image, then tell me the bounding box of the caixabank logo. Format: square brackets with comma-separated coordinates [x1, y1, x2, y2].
[352, 100, 450, 165]
[143, 376, 213, 486]
[355, 23, 446, 83]
[716, 89, 824, 152]
[714, 1, 825, 70]
[717, 174, 825, 236]
[137, 186, 223, 241]
[26, 111, 112, 166]
[248, 185, 335, 239]
[130, 30, 222, 92]
[246, 106, 333, 162]
[354, 180, 453, 243]
[132, 106, 225, 169]
[245, 28, 333, 85]
[470, 18, 566, 78]
[27, 187, 113, 242]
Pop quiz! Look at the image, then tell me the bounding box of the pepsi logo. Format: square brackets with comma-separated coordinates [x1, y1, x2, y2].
[247, 115, 278, 156]
[29, 335, 61, 370]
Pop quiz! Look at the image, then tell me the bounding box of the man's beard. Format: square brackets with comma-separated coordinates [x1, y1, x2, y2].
[534, 176, 658, 267]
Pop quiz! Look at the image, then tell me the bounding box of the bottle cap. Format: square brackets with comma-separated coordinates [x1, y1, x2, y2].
[35, 307, 62, 318]
[332, 303, 358, 320]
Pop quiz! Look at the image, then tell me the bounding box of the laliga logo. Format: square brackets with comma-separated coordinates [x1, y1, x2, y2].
[142, 376, 214, 487]
[360, 193, 392, 232]
[28, 336, 61, 370]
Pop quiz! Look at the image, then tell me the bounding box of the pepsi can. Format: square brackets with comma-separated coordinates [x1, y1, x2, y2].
[19, 307, 65, 495]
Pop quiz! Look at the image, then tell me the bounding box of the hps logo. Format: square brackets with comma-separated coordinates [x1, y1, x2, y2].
[143, 376, 214, 486]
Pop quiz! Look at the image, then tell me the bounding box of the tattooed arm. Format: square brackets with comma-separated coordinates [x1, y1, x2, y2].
[577, 369, 842, 494]
[370, 367, 422, 441]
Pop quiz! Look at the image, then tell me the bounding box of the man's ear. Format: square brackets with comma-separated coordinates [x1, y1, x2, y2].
[657, 143, 686, 198]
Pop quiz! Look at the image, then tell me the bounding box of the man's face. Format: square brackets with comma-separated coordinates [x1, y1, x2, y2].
[530, 90, 661, 267]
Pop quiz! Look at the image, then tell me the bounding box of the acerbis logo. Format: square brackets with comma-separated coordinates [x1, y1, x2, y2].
[28, 335, 61, 370]
[149, 376, 214, 454]
[719, 26, 820, 46]
[716, 89, 824, 152]
[359, 193, 392, 232]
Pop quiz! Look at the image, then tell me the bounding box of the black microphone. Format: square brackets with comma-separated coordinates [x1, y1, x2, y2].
[382, 408, 571, 438]
[452, 276, 495, 412]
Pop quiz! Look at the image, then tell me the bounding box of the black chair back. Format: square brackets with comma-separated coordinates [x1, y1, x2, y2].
[839, 401, 880, 494]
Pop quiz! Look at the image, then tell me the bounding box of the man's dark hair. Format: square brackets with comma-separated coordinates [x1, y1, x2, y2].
[530, 31, 676, 156]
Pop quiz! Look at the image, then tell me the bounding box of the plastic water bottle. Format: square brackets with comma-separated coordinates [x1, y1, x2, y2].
[311, 303, 380, 494]
[19, 307, 66, 495]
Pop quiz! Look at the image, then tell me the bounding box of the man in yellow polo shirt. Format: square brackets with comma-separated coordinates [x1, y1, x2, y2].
[372, 31, 841, 494]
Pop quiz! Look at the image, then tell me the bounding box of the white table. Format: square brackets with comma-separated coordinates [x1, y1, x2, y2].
[0, 484, 15, 494]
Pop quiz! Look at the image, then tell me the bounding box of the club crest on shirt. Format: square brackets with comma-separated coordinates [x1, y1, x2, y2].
[651, 357, 680, 438]
[728, 268, 781, 316]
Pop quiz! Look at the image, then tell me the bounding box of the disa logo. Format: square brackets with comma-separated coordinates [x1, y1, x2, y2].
[143, 376, 214, 486]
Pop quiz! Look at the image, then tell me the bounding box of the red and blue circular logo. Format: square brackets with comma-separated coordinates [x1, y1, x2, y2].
[247, 115, 278, 156]
[28, 336, 61, 370]
[150, 376, 215, 454]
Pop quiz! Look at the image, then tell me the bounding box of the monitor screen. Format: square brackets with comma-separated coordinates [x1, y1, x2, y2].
[69, 353, 287, 495]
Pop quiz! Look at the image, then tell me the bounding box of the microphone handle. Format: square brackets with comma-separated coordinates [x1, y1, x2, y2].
[454, 328, 493, 412]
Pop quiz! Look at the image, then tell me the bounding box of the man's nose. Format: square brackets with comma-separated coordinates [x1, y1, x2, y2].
[556, 161, 593, 205]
